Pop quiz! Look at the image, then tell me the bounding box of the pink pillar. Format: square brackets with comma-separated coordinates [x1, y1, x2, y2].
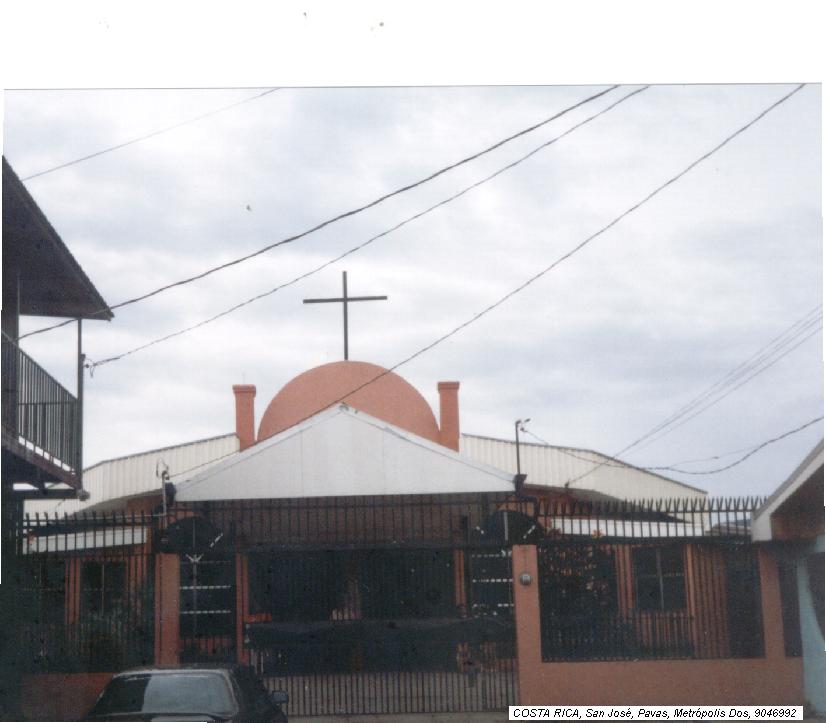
[437, 381, 460, 451]
[512, 544, 541, 705]
[232, 384, 257, 451]
[757, 547, 786, 660]
[154, 553, 180, 665]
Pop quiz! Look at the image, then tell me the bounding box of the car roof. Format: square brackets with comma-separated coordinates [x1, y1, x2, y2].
[111, 664, 245, 677]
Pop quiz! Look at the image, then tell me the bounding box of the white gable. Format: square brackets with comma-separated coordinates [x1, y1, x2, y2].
[176, 405, 515, 501]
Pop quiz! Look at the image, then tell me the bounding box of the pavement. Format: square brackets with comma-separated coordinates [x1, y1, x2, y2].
[292, 716, 508, 723]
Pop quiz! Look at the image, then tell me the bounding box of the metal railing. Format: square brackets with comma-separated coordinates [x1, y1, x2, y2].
[538, 539, 765, 662]
[2, 331, 79, 473]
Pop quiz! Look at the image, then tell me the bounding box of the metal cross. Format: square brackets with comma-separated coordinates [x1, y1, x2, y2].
[303, 271, 388, 360]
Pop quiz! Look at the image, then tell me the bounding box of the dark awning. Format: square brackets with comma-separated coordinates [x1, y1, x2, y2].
[2, 157, 113, 320]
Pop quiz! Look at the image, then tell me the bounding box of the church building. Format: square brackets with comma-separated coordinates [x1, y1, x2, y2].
[16, 355, 806, 719]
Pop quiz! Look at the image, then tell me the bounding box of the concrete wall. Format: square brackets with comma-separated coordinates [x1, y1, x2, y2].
[512, 545, 804, 706]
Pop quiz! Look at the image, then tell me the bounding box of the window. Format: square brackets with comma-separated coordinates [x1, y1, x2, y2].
[633, 545, 686, 612]
[82, 560, 125, 616]
[25, 558, 66, 624]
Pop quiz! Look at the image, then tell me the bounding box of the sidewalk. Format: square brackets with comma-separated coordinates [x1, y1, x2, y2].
[293, 715, 508, 723]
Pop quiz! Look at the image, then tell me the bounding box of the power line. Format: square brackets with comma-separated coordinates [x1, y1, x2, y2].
[524, 415, 823, 476]
[87, 86, 650, 369]
[19, 85, 620, 341]
[21, 88, 281, 182]
[631, 305, 822, 453]
[633, 320, 821, 452]
[177, 84, 806, 492]
[566, 306, 821, 486]
[522, 429, 642, 470]
[650, 416, 823, 475]
[52, 411, 826, 502]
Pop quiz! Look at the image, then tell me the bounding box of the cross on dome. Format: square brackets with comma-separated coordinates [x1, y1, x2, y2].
[303, 271, 388, 360]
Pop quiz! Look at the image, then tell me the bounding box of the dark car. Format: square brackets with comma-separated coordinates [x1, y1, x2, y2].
[83, 664, 288, 722]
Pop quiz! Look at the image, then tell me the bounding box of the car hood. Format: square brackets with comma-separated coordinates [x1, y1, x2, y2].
[84, 714, 233, 722]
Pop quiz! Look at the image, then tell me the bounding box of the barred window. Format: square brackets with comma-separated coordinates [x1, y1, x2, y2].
[633, 545, 686, 612]
[82, 560, 126, 616]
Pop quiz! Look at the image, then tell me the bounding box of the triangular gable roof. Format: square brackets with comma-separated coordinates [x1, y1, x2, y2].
[175, 404, 516, 501]
[752, 439, 824, 542]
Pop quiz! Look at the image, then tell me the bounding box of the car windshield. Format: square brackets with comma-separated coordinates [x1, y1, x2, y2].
[90, 672, 235, 716]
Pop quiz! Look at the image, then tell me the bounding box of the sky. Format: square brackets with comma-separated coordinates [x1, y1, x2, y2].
[3, 81, 822, 499]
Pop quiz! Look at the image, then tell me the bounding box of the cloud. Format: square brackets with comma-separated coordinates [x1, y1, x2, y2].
[5, 84, 822, 498]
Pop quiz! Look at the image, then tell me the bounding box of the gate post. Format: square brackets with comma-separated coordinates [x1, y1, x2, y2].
[154, 552, 180, 665]
[757, 547, 786, 660]
[512, 544, 541, 705]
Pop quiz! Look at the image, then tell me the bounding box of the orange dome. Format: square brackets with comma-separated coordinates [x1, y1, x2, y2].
[257, 361, 441, 443]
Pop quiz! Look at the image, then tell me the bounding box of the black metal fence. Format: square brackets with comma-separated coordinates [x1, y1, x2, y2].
[11, 495, 767, 714]
[169, 493, 524, 549]
[12, 512, 154, 674]
[2, 331, 79, 472]
[538, 539, 764, 662]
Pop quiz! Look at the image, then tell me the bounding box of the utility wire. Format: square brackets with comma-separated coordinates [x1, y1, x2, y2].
[177, 84, 806, 492]
[87, 86, 649, 369]
[633, 320, 821, 452]
[21, 88, 281, 182]
[631, 304, 822, 453]
[566, 303, 820, 486]
[524, 415, 823, 476]
[19, 85, 620, 341]
[647, 416, 823, 474]
[522, 429, 650, 471]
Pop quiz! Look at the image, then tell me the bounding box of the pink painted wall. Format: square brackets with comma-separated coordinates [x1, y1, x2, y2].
[511, 544, 804, 706]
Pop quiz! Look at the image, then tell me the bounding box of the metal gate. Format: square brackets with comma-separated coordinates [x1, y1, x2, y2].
[241, 545, 517, 716]
[180, 550, 237, 663]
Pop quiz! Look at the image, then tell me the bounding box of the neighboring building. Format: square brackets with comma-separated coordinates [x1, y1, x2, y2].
[1, 156, 112, 720]
[2, 157, 112, 500]
[753, 440, 825, 716]
[14, 359, 804, 719]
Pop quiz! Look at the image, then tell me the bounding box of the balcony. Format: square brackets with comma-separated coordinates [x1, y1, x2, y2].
[2, 331, 79, 486]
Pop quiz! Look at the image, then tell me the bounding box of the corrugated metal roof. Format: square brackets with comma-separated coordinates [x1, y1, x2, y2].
[460, 434, 707, 502]
[25, 428, 706, 515]
[25, 433, 239, 516]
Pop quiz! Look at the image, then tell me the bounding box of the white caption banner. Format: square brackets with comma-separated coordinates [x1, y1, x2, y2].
[509, 706, 803, 720]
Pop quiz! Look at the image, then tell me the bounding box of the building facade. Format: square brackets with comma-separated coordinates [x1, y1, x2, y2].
[11, 360, 806, 719]
[2, 157, 112, 720]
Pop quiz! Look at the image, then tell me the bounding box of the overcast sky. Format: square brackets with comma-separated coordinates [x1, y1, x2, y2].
[3, 83, 822, 498]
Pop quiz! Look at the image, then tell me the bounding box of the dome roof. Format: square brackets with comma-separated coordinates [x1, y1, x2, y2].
[257, 361, 441, 443]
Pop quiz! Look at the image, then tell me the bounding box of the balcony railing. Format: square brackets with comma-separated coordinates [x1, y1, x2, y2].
[2, 331, 79, 476]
